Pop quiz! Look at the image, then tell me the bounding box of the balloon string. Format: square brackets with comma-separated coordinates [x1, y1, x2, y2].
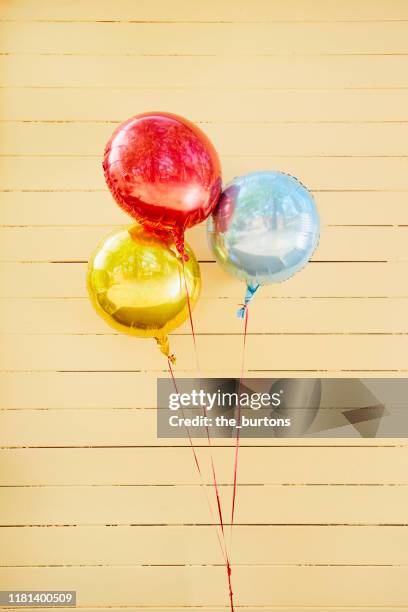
[180, 258, 222, 518]
[168, 359, 234, 609]
[167, 358, 228, 564]
[202, 406, 234, 612]
[180, 259, 234, 611]
[181, 257, 200, 372]
[181, 257, 219, 525]
[231, 305, 249, 530]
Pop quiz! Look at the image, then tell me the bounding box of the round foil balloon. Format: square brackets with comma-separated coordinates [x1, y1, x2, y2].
[103, 112, 222, 256]
[207, 171, 320, 317]
[87, 225, 201, 362]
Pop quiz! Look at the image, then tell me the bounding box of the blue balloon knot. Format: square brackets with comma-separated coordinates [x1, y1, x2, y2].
[237, 305, 247, 319]
[236, 284, 260, 319]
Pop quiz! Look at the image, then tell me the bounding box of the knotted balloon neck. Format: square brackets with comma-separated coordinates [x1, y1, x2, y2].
[237, 283, 260, 319]
[156, 336, 176, 364]
[173, 229, 189, 261]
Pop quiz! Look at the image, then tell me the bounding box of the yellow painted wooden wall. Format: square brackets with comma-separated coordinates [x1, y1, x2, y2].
[1, 0, 408, 610]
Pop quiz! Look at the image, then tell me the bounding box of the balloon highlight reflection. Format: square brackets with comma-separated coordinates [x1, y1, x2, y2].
[207, 171, 320, 316]
[103, 112, 222, 256]
[87, 226, 201, 362]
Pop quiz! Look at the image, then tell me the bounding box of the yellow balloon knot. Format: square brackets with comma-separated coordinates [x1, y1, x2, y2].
[156, 336, 176, 364]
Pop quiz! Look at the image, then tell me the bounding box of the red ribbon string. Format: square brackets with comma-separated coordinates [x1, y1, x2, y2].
[167, 358, 228, 564]
[181, 259, 225, 537]
[168, 359, 234, 609]
[167, 359, 201, 475]
[179, 260, 235, 611]
[231, 305, 249, 527]
[181, 257, 200, 372]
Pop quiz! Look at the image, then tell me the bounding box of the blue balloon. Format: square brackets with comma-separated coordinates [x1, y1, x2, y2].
[207, 171, 320, 317]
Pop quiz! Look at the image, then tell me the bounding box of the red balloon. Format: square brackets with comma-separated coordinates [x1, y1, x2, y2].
[103, 112, 222, 255]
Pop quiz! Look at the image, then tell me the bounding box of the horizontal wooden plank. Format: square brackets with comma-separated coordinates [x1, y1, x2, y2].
[0, 192, 132, 226]
[0, 485, 407, 525]
[1, 525, 407, 566]
[0, 407, 403, 447]
[3, 88, 408, 122]
[1, 606, 405, 612]
[0, 448, 407, 484]
[1, 297, 407, 335]
[2, 55, 408, 88]
[1, 262, 406, 299]
[2, 566, 408, 607]
[0, 371, 311, 411]
[3, 22, 408, 55]
[2, 369, 406, 412]
[0, 225, 406, 262]
[1, 0, 407, 22]
[3, 191, 408, 226]
[5, 121, 408, 158]
[2, 156, 408, 192]
[2, 334, 408, 371]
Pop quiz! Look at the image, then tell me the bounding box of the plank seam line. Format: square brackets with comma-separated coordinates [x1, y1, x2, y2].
[0, 260, 399, 266]
[5, 120, 408, 125]
[0, 563, 405, 568]
[0, 483, 406, 487]
[0, 445, 405, 449]
[3, 19, 408, 24]
[1, 523, 407, 528]
[1, 607, 407, 612]
[4, 153, 408, 158]
[0, 296, 404, 300]
[2, 188, 408, 193]
[1, 483, 407, 487]
[1, 368, 405, 373]
[0, 524, 406, 529]
[5, 52, 408, 58]
[5, 85, 408, 91]
[2, 333, 408, 337]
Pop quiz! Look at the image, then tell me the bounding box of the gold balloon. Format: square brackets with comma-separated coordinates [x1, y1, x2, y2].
[87, 225, 201, 362]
